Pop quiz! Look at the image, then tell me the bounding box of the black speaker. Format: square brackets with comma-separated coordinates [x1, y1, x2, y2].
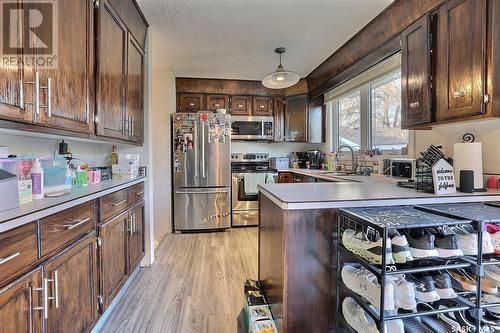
[459, 170, 474, 193]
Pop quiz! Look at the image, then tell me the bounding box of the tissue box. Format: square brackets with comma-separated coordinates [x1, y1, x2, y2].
[253, 319, 278, 333]
[18, 179, 33, 204]
[247, 305, 273, 333]
[112, 164, 139, 179]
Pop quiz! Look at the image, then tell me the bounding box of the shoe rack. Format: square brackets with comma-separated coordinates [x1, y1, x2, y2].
[336, 203, 500, 333]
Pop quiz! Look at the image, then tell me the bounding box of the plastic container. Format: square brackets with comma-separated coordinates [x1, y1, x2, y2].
[74, 166, 88, 187]
[0, 159, 18, 177]
[118, 154, 139, 166]
[44, 166, 67, 196]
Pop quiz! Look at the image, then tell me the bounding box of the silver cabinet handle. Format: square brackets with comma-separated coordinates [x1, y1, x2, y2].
[201, 122, 206, 178]
[40, 77, 51, 117]
[128, 215, 133, 235]
[52, 271, 59, 308]
[0, 252, 20, 265]
[26, 72, 40, 120]
[132, 213, 136, 234]
[175, 189, 229, 194]
[34, 278, 49, 319]
[19, 78, 24, 109]
[63, 217, 91, 230]
[131, 116, 134, 137]
[409, 101, 420, 109]
[135, 191, 144, 196]
[111, 199, 126, 207]
[454, 91, 466, 98]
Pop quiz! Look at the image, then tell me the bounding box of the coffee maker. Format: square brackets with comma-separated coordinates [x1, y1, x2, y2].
[307, 150, 321, 169]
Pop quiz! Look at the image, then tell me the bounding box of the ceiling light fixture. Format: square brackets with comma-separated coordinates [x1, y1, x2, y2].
[262, 47, 300, 89]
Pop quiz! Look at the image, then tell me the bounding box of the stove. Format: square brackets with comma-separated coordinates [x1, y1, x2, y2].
[231, 153, 277, 227]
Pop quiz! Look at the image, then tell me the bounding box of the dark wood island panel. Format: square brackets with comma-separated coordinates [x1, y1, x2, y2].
[258, 195, 337, 333]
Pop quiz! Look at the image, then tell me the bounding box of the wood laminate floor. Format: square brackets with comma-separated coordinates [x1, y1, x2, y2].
[100, 227, 258, 333]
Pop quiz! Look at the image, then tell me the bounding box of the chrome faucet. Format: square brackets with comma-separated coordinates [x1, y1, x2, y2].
[334, 144, 357, 173]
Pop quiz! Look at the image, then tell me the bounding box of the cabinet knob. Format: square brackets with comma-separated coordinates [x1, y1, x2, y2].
[237, 104, 243, 108]
[189, 103, 195, 107]
[215, 103, 220, 107]
[260, 105, 265, 109]
[453, 91, 466, 98]
[409, 101, 420, 109]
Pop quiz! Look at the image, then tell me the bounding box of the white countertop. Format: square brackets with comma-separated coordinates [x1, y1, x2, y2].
[0, 177, 146, 232]
[259, 173, 500, 210]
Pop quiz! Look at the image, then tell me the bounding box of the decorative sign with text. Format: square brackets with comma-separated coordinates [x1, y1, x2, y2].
[432, 159, 456, 195]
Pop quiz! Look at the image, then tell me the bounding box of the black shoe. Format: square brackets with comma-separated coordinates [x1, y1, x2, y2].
[417, 303, 454, 333]
[437, 300, 478, 333]
[408, 275, 440, 303]
[404, 229, 439, 259]
[433, 272, 457, 299]
[427, 227, 464, 258]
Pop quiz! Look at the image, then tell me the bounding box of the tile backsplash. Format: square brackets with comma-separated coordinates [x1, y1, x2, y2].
[231, 141, 324, 157]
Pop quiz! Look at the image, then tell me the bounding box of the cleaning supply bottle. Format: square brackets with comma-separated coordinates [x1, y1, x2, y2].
[31, 158, 44, 199]
[110, 145, 118, 165]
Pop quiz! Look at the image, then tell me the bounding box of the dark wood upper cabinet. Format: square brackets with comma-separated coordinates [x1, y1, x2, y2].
[230, 96, 252, 115]
[253, 96, 273, 116]
[96, 0, 128, 140]
[308, 96, 325, 143]
[401, 15, 433, 128]
[206, 94, 229, 111]
[285, 94, 308, 142]
[35, 0, 94, 134]
[108, 0, 149, 50]
[44, 234, 98, 333]
[436, 0, 487, 121]
[0, 268, 43, 333]
[126, 34, 145, 143]
[274, 97, 285, 142]
[98, 211, 128, 312]
[178, 93, 205, 112]
[128, 202, 144, 274]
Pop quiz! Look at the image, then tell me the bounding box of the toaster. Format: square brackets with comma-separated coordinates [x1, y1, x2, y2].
[270, 157, 290, 170]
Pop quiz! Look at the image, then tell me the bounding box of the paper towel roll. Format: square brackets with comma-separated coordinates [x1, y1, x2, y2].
[453, 142, 483, 189]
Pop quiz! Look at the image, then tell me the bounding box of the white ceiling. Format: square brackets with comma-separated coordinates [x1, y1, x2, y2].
[137, 0, 393, 80]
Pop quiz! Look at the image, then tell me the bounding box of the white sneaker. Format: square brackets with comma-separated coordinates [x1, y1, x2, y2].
[342, 297, 379, 333]
[450, 226, 478, 255]
[342, 229, 395, 265]
[390, 231, 414, 264]
[341, 265, 395, 310]
[461, 225, 495, 254]
[386, 274, 416, 310]
[484, 294, 500, 315]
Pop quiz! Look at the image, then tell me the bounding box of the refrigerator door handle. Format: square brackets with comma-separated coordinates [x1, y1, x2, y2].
[194, 121, 199, 179]
[201, 122, 206, 178]
[175, 188, 229, 195]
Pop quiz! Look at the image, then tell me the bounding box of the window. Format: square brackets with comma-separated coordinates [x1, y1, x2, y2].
[325, 54, 409, 153]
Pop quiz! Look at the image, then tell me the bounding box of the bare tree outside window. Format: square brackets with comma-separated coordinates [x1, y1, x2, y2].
[338, 90, 361, 149]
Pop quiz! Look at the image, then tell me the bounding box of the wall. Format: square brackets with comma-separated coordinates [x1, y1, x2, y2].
[414, 119, 500, 175]
[231, 141, 324, 157]
[150, 66, 176, 245]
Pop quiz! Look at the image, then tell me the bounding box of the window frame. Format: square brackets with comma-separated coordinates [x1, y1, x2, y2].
[325, 54, 411, 155]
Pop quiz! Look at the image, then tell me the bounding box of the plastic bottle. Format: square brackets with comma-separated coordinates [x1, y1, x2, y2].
[31, 158, 44, 199]
[110, 145, 118, 165]
[65, 165, 73, 190]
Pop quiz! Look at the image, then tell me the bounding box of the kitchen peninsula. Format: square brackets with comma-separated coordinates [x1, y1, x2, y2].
[257, 178, 500, 333]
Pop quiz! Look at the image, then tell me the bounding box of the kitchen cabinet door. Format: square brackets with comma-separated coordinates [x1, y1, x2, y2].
[252, 96, 273, 116]
[44, 234, 98, 333]
[178, 94, 205, 112]
[96, 0, 128, 140]
[401, 15, 432, 128]
[0, 0, 33, 124]
[0, 268, 43, 333]
[436, 0, 486, 121]
[98, 211, 128, 311]
[230, 96, 252, 115]
[277, 172, 294, 183]
[36, 0, 93, 134]
[285, 94, 308, 142]
[128, 202, 144, 274]
[273, 97, 285, 142]
[126, 34, 145, 143]
[308, 96, 324, 143]
[206, 94, 229, 112]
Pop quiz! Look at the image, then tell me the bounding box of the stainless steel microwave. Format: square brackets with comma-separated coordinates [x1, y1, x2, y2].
[231, 116, 274, 141]
[390, 158, 416, 180]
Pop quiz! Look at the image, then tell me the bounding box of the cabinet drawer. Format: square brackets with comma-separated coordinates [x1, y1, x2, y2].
[0, 223, 38, 285]
[100, 188, 129, 222]
[40, 201, 95, 257]
[127, 182, 144, 206]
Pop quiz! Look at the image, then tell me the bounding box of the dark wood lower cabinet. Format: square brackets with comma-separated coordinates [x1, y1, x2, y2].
[44, 234, 98, 333]
[128, 203, 145, 273]
[98, 211, 128, 311]
[0, 268, 43, 333]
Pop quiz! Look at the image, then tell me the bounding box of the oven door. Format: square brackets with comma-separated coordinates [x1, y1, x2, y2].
[231, 116, 273, 140]
[232, 173, 258, 212]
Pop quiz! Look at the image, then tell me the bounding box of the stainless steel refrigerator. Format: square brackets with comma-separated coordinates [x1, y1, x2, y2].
[172, 112, 231, 231]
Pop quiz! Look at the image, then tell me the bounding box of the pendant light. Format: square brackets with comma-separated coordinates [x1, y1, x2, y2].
[262, 47, 300, 89]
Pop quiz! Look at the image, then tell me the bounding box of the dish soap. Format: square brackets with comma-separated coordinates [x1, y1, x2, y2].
[110, 145, 118, 165]
[31, 158, 44, 200]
